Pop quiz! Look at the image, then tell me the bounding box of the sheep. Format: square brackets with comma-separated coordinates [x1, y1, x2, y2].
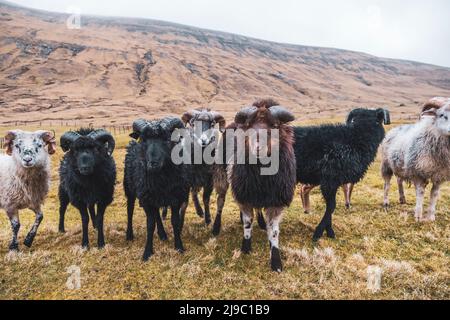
[0, 130, 56, 251]
[381, 97, 450, 222]
[294, 108, 390, 241]
[124, 117, 190, 261]
[58, 128, 116, 249]
[297, 112, 370, 214]
[172, 109, 225, 229]
[228, 99, 296, 272]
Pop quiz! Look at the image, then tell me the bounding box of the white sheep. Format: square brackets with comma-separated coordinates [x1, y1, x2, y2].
[0, 130, 56, 251]
[381, 97, 450, 222]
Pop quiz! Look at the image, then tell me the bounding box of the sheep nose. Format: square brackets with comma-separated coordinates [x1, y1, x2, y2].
[23, 156, 32, 163]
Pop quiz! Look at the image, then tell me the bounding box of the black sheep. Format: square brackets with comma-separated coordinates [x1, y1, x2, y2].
[124, 117, 190, 261]
[58, 128, 116, 249]
[229, 99, 296, 272]
[294, 108, 390, 241]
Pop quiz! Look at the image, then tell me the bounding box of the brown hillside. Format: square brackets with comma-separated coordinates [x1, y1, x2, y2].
[1, 1, 450, 125]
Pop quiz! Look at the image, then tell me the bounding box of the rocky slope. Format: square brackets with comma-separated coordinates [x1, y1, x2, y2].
[1, 1, 450, 125]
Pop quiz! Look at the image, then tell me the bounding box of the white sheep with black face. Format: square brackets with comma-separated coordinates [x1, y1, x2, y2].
[0, 130, 56, 251]
[381, 97, 450, 222]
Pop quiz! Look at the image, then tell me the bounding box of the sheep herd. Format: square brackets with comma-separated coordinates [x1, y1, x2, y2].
[1, 97, 449, 272]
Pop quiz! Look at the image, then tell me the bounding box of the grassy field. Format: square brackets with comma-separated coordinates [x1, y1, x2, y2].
[0, 124, 449, 300]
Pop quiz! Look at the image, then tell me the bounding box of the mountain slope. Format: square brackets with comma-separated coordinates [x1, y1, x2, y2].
[1, 1, 450, 125]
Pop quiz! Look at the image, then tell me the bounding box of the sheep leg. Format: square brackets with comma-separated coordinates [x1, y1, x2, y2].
[58, 186, 69, 233]
[300, 184, 315, 214]
[382, 162, 393, 208]
[171, 204, 185, 253]
[257, 209, 266, 230]
[88, 204, 97, 230]
[203, 183, 213, 226]
[240, 205, 254, 254]
[7, 210, 20, 251]
[414, 180, 427, 222]
[313, 185, 337, 241]
[343, 183, 354, 209]
[161, 207, 168, 220]
[179, 201, 188, 231]
[397, 178, 406, 204]
[126, 196, 136, 241]
[212, 190, 226, 236]
[96, 203, 106, 248]
[426, 183, 441, 222]
[24, 208, 43, 248]
[79, 206, 90, 249]
[142, 205, 157, 261]
[156, 209, 168, 241]
[192, 190, 204, 218]
[266, 207, 283, 272]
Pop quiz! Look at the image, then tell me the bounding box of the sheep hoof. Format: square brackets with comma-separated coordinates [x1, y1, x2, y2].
[383, 203, 389, 210]
[399, 198, 407, 205]
[196, 210, 204, 218]
[345, 203, 351, 210]
[312, 228, 324, 242]
[326, 228, 336, 239]
[175, 246, 185, 254]
[9, 243, 19, 252]
[241, 238, 252, 254]
[23, 235, 34, 248]
[142, 252, 153, 262]
[158, 232, 168, 242]
[270, 247, 283, 273]
[212, 221, 221, 237]
[98, 241, 105, 249]
[126, 232, 134, 242]
[58, 228, 66, 234]
[205, 216, 212, 226]
[304, 210, 310, 214]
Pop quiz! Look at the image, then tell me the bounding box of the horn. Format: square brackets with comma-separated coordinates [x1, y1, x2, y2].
[160, 117, 185, 132]
[35, 130, 57, 155]
[182, 110, 200, 125]
[88, 129, 116, 155]
[60, 131, 81, 152]
[269, 106, 295, 124]
[3, 130, 18, 156]
[130, 119, 149, 139]
[235, 106, 258, 124]
[346, 109, 357, 125]
[210, 111, 226, 132]
[383, 109, 391, 125]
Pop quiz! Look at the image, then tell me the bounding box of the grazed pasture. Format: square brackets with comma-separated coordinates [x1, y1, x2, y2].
[0, 124, 449, 300]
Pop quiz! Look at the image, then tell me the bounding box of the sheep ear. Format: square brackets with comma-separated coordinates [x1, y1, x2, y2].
[3, 131, 18, 156]
[36, 130, 57, 155]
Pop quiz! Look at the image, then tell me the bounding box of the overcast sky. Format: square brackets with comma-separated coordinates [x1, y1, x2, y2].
[9, 0, 450, 67]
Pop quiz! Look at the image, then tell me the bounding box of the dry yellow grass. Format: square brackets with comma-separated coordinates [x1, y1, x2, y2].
[0, 124, 449, 300]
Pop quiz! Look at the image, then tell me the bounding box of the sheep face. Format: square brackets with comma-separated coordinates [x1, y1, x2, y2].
[139, 129, 172, 173]
[182, 109, 225, 148]
[60, 129, 115, 176]
[346, 108, 390, 128]
[69, 138, 106, 175]
[235, 103, 294, 159]
[3, 130, 56, 168]
[432, 105, 450, 136]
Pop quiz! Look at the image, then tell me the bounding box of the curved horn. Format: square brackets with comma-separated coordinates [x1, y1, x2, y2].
[3, 130, 18, 156]
[210, 111, 226, 132]
[130, 119, 149, 140]
[60, 131, 81, 152]
[35, 130, 57, 155]
[88, 129, 116, 155]
[161, 117, 185, 132]
[235, 106, 257, 125]
[182, 110, 200, 125]
[383, 109, 391, 125]
[346, 109, 357, 125]
[269, 106, 295, 124]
